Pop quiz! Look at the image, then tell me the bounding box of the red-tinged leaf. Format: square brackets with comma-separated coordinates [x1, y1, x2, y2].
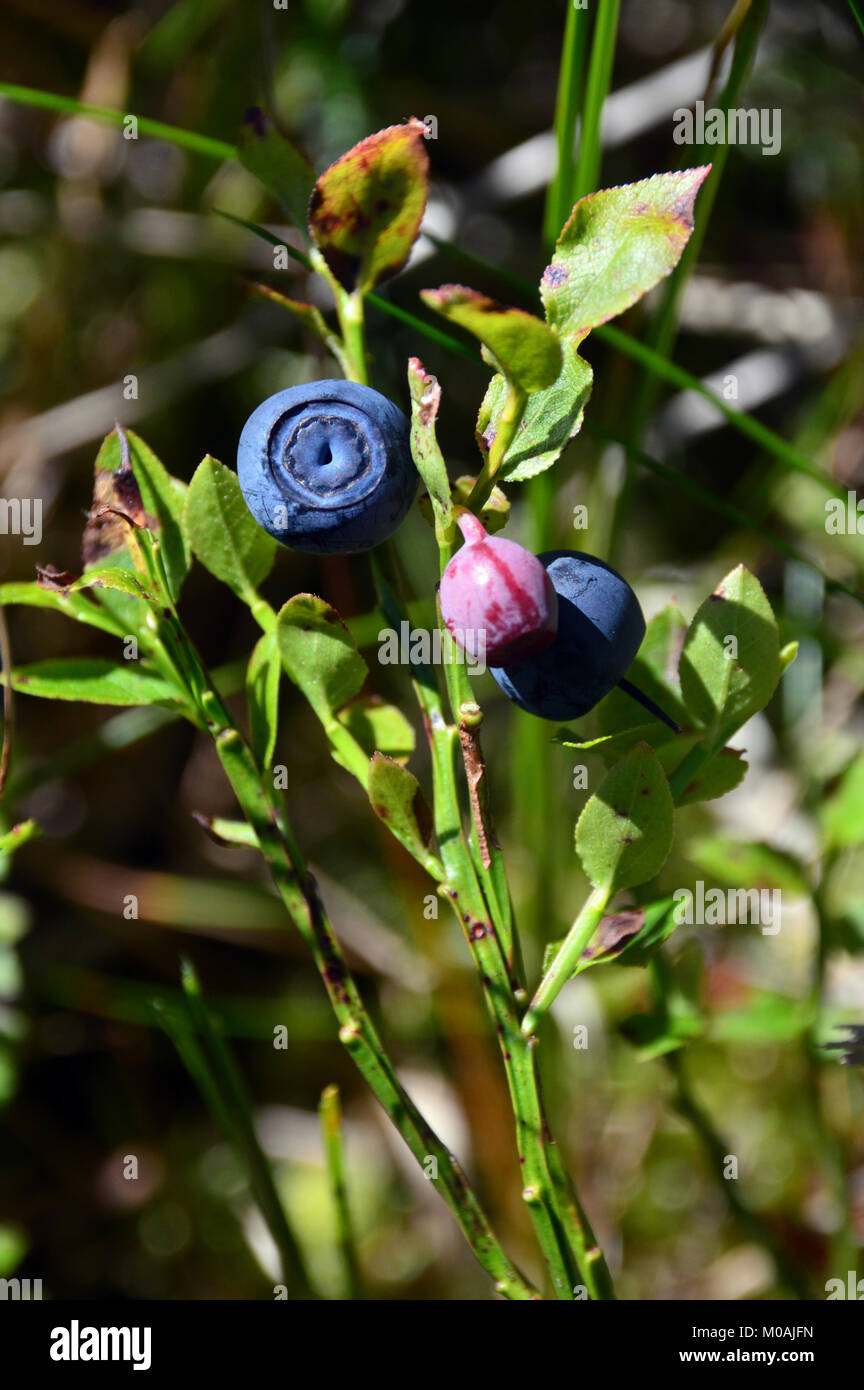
[542, 167, 712, 342]
[420, 285, 562, 392]
[308, 119, 429, 293]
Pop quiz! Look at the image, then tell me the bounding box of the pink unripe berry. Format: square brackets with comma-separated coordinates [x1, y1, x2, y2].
[439, 513, 559, 665]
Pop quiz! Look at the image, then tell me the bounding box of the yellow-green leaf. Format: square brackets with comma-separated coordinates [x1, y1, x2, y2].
[420, 285, 562, 393]
[308, 120, 429, 294]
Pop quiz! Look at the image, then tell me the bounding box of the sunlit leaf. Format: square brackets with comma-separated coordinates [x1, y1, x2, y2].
[308, 119, 429, 293]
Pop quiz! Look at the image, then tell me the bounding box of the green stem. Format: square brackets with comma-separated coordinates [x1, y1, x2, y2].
[399, 579, 612, 1297]
[319, 1084, 363, 1300]
[336, 292, 369, 387]
[372, 543, 580, 1293]
[667, 741, 715, 803]
[157, 618, 537, 1299]
[522, 883, 612, 1036]
[466, 382, 527, 513]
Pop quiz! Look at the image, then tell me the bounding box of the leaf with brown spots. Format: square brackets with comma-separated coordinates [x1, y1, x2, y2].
[543, 167, 711, 343]
[82, 426, 190, 602]
[308, 119, 429, 293]
[368, 752, 433, 865]
[407, 357, 453, 542]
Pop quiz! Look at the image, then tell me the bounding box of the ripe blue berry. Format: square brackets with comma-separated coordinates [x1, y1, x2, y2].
[490, 550, 646, 721]
[440, 514, 558, 666]
[237, 379, 416, 554]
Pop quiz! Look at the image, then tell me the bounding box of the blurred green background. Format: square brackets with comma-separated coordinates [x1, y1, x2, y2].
[0, 0, 863, 1300]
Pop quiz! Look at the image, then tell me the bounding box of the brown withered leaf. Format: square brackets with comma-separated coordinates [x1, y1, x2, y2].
[81, 425, 153, 568]
[581, 908, 647, 965]
[35, 564, 78, 594]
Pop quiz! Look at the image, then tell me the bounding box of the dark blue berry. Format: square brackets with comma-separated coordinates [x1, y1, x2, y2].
[490, 550, 646, 721]
[237, 380, 416, 554]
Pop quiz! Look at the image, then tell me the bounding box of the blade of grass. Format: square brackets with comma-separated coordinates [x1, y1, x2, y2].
[609, 0, 769, 556]
[319, 1085, 362, 1300]
[571, 0, 621, 202]
[594, 323, 841, 497]
[583, 418, 864, 604]
[544, 0, 592, 250]
[847, 0, 864, 41]
[0, 81, 235, 162]
[154, 960, 313, 1297]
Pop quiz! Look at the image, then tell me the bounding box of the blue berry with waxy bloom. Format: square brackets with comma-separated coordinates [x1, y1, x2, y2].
[440, 513, 558, 666]
[490, 550, 678, 730]
[237, 379, 417, 554]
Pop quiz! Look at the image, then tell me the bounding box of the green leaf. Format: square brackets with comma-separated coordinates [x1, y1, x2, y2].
[656, 736, 748, 806]
[195, 817, 260, 850]
[0, 580, 127, 638]
[620, 1009, 703, 1060]
[476, 336, 593, 481]
[308, 119, 429, 294]
[68, 567, 150, 600]
[686, 835, 809, 896]
[367, 753, 433, 864]
[86, 427, 190, 601]
[237, 107, 316, 232]
[338, 696, 415, 763]
[575, 742, 674, 893]
[8, 658, 179, 706]
[0, 820, 40, 858]
[276, 594, 368, 722]
[821, 750, 864, 850]
[420, 286, 562, 393]
[559, 723, 745, 802]
[679, 565, 781, 751]
[556, 723, 665, 759]
[184, 455, 276, 606]
[542, 166, 711, 342]
[451, 476, 510, 533]
[708, 994, 813, 1045]
[407, 357, 453, 543]
[595, 605, 689, 735]
[246, 630, 281, 771]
